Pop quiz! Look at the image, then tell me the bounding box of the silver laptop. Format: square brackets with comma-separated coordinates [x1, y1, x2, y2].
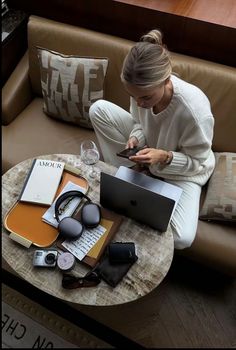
[100, 166, 182, 232]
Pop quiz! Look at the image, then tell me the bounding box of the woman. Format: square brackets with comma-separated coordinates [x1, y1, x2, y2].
[89, 29, 215, 249]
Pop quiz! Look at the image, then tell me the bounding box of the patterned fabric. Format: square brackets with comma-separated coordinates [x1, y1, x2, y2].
[37, 47, 109, 129]
[199, 152, 236, 222]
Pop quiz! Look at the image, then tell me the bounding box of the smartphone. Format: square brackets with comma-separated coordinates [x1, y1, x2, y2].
[116, 147, 143, 159]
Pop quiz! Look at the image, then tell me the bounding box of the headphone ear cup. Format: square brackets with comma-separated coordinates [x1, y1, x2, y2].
[81, 203, 101, 228]
[58, 217, 84, 239]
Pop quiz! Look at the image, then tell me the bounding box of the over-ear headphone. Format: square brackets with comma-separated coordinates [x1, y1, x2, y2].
[54, 190, 101, 240]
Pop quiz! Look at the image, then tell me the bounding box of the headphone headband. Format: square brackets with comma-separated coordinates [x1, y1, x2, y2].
[54, 190, 91, 222]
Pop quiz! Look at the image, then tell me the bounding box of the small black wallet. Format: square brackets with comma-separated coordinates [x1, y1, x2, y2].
[108, 242, 136, 264]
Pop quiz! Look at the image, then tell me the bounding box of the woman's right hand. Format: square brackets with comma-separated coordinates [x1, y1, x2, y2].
[126, 136, 139, 149]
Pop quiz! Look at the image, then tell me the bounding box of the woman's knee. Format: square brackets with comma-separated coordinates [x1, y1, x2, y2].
[89, 99, 107, 122]
[174, 235, 194, 250]
[171, 224, 196, 250]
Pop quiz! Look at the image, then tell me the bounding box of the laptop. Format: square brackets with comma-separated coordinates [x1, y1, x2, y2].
[100, 166, 182, 232]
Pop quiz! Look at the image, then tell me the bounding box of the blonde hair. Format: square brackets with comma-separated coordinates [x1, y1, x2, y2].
[121, 29, 172, 88]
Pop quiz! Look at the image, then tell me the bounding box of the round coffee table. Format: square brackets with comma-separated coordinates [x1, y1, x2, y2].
[2, 154, 174, 306]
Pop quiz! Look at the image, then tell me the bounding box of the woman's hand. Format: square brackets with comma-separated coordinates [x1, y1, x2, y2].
[129, 148, 168, 165]
[126, 136, 139, 149]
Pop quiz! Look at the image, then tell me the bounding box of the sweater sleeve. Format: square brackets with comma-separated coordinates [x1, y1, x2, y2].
[128, 98, 146, 146]
[149, 116, 214, 176]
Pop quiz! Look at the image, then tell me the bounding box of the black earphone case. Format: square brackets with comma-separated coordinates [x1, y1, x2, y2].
[108, 242, 136, 264]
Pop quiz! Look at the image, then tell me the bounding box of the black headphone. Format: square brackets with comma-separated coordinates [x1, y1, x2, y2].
[54, 190, 101, 240]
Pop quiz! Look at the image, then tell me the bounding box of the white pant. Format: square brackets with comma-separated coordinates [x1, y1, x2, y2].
[89, 100, 201, 249]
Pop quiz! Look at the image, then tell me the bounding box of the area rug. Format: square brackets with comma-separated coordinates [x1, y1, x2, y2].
[2, 284, 111, 348]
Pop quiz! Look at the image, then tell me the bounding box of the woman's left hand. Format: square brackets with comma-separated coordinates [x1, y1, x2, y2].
[129, 148, 167, 165]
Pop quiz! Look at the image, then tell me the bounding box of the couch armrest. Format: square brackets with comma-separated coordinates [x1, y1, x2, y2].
[178, 220, 236, 277]
[2, 51, 33, 125]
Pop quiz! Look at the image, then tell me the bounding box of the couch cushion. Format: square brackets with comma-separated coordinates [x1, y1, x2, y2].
[37, 47, 108, 129]
[2, 98, 99, 173]
[199, 152, 236, 222]
[27, 16, 132, 112]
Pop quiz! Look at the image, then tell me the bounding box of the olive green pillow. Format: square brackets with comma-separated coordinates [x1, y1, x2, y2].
[37, 47, 108, 129]
[199, 152, 236, 222]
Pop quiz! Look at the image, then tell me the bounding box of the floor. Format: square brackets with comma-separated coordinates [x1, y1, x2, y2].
[2, 254, 236, 348]
[114, 0, 236, 28]
[78, 254, 236, 348]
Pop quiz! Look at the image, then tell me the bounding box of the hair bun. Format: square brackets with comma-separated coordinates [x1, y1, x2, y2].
[140, 29, 163, 46]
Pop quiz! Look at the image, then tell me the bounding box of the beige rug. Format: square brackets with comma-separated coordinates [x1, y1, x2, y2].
[2, 284, 112, 348]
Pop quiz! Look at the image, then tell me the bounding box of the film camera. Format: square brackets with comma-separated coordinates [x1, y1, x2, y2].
[33, 249, 58, 267]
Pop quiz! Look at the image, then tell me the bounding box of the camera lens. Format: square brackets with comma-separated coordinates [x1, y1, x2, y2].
[45, 253, 56, 265]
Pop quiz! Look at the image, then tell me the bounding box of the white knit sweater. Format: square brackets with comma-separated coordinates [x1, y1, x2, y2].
[129, 75, 215, 186]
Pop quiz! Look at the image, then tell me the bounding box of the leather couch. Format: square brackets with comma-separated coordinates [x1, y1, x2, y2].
[2, 15, 236, 276]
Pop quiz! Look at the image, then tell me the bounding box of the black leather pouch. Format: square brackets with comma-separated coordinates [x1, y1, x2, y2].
[61, 242, 138, 289]
[94, 253, 138, 288]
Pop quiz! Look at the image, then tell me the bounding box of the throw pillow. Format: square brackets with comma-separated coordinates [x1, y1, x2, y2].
[199, 152, 236, 222]
[37, 47, 109, 129]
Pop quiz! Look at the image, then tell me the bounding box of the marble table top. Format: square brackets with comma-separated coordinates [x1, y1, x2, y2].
[2, 154, 174, 306]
